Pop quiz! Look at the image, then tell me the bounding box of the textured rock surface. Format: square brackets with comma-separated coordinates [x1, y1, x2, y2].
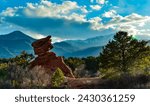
[32, 36, 53, 56]
[30, 36, 74, 78]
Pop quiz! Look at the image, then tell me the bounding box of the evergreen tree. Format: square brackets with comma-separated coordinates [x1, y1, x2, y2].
[83, 56, 99, 73]
[64, 57, 84, 71]
[99, 31, 150, 72]
[51, 68, 65, 88]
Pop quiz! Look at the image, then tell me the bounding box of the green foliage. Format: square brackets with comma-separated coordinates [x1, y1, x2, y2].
[64, 57, 84, 71]
[99, 31, 150, 73]
[0, 63, 8, 71]
[65, 57, 100, 77]
[13, 51, 34, 67]
[0, 51, 34, 88]
[83, 56, 100, 73]
[129, 54, 150, 75]
[0, 51, 34, 67]
[100, 73, 150, 89]
[0, 63, 8, 79]
[99, 68, 121, 79]
[51, 68, 65, 88]
[0, 63, 52, 88]
[1, 34, 150, 88]
[0, 58, 9, 64]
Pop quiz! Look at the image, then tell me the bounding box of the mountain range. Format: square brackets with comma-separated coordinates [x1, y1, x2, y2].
[0, 31, 114, 58]
[0, 31, 35, 58]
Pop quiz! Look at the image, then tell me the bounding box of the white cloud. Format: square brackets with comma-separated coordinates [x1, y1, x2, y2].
[89, 17, 102, 23]
[124, 13, 148, 22]
[106, 13, 150, 26]
[138, 22, 145, 27]
[90, 5, 102, 10]
[81, 6, 88, 13]
[85, 12, 150, 37]
[1, 7, 18, 17]
[23, 30, 65, 42]
[102, 10, 117, 18]
[24, 1, 79, 17]
[103, 13, 150, 36]
[1, 0, 150, 39]
[63, 13, 86, 22]
[0, 0, 87, 22]
[51, 37, 67, 43]
[138, 29, 150, 36]
[96, 0, 106, 4]
[89, 17, 103, 30]
[116, 25, 138, 36]
[25, 31, 46, 39]
[90, 0, 107, 5]
[0, 0, 104, 39]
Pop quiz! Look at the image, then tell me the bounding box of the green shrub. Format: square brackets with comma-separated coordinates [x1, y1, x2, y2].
[99, 68, 122, 79]
[0, 63, 8, 79]
[64, 57, 84, 71]
[51, 68, 65, 88]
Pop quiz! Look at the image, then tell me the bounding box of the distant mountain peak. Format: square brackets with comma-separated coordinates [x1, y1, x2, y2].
[0, 31, 35, 40]
[0, 31, 36, 58]
[10, 30, 24, 35]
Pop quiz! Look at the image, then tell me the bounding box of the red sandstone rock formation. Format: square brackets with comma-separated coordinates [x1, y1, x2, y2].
[30, 36, 74, 78]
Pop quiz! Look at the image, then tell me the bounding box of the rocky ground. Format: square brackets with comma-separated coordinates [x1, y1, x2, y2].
[65, 77, 105, 89]
[64, 75, 150, 89]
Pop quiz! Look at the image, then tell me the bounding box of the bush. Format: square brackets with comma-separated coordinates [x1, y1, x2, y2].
[100, 74, 150, 89]
[21, 66, 52, 88]
[83, 56, 99, 73]
[0, 63, 52, 88]
[64, 57, 84, 71]
[51, 68, 65, 88]
[129, 55, 150, 76]
[99, 68, 122, 79]
[0, 63, 8, 79]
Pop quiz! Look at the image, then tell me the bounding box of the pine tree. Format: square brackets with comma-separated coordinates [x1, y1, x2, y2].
[51, 68, 65, 88]
[99, 31, 150, 72]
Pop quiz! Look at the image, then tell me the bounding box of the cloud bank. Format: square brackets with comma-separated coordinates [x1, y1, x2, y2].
[0, 0, 150, 41]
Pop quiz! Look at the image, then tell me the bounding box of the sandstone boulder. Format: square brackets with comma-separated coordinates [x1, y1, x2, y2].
[30, 36, 74, 78]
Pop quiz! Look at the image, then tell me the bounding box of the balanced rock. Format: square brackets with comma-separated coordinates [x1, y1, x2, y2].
[30, 36, 74, 78]
[32, 36, 53, 56]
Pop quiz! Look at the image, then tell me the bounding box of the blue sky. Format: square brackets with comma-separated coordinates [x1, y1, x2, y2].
[0, 0, 150, 42]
